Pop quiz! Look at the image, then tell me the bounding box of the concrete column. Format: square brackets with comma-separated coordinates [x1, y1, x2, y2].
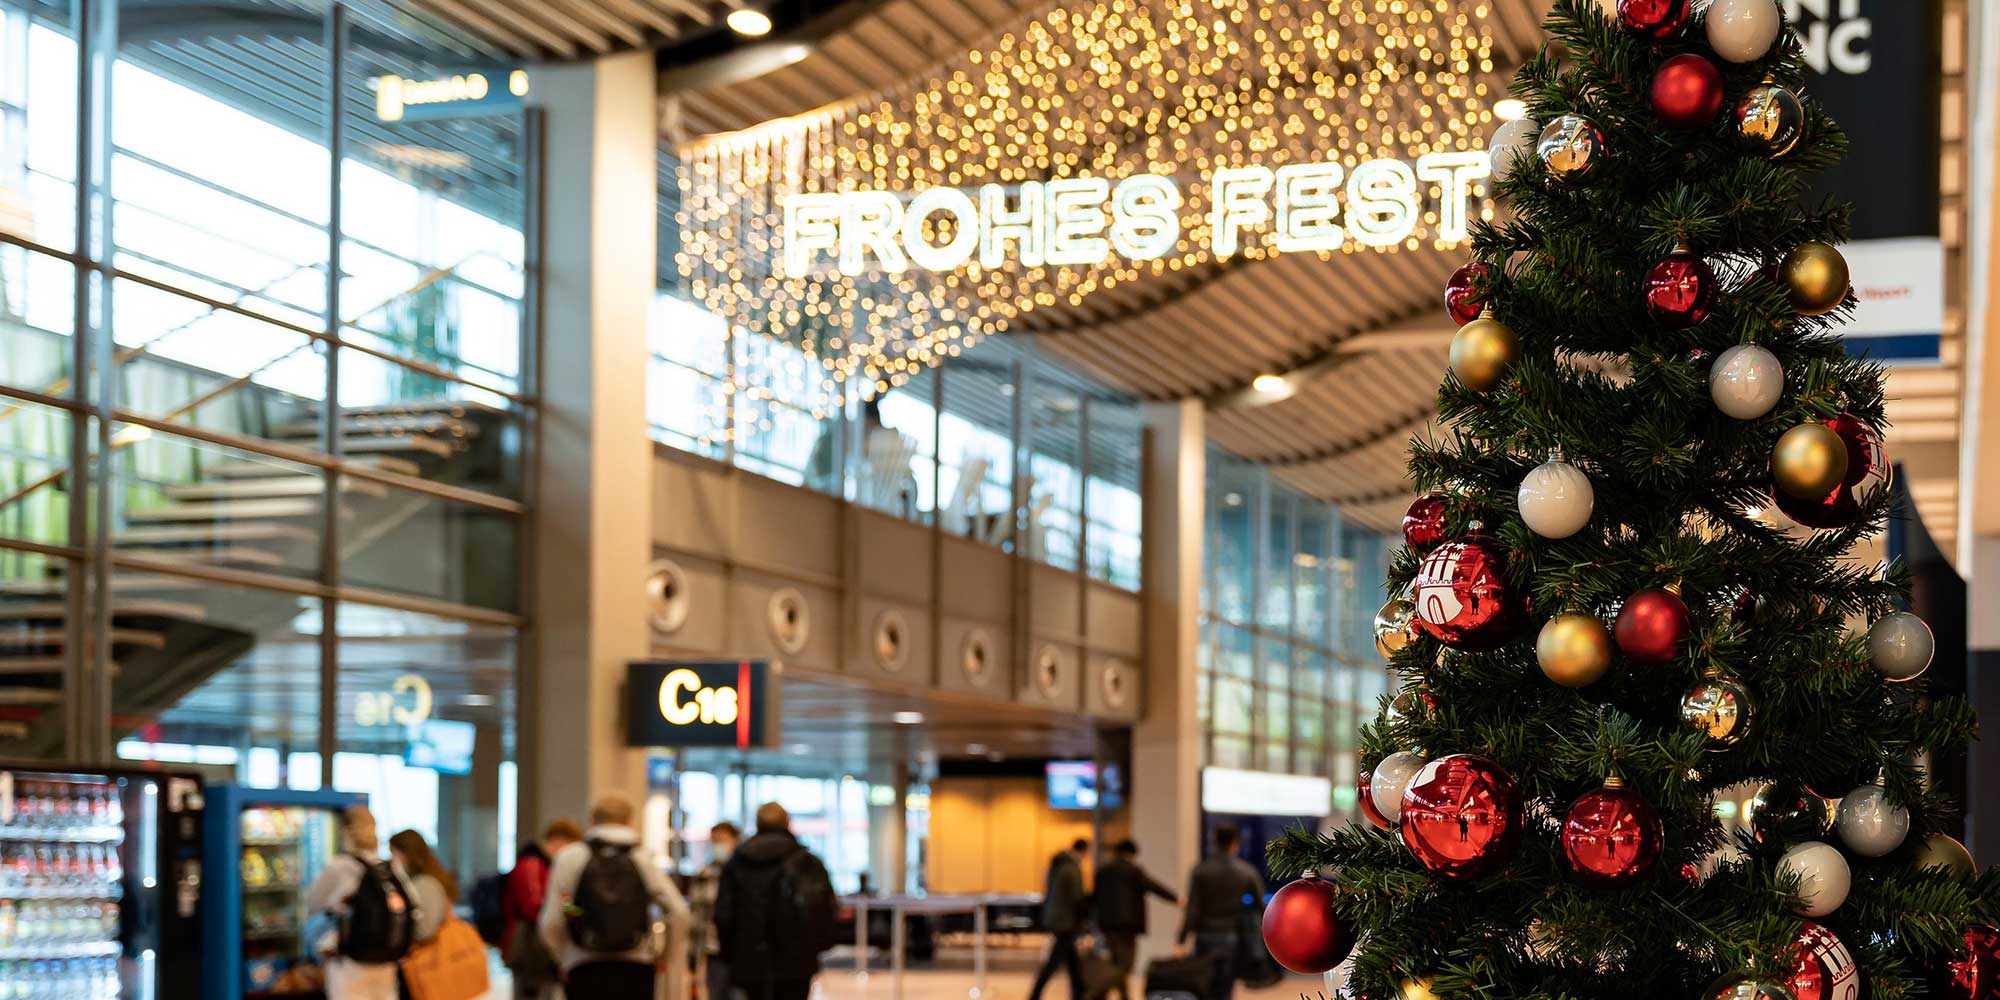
[869, 761, 910, 895]
[524, 51, 658, 834]
[1133, 399, 1204, 962]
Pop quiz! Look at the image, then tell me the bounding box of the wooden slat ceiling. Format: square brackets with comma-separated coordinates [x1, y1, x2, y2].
[398, 0, 722, 59]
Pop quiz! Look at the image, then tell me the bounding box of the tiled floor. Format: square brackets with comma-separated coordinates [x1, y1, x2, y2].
[811, 967, 1314, 1000]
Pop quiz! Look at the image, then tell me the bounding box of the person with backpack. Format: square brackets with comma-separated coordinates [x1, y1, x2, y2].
[713, 803, 838, 1000]
[497, 819, 580, 1000]
[304, 806, 419, 1000]
[688, 821, 740, 1000]
[538, 795, 690, 998]
[1028, 838, 1091, 1000]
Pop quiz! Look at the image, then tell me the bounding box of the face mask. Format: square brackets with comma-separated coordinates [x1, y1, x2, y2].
[713, 844, 734, 862]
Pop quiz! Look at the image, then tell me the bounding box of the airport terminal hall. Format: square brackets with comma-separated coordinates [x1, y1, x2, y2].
[4, 0, 2000, 998]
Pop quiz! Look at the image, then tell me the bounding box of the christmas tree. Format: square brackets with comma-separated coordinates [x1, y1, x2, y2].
[1260, 2, 1996, 998]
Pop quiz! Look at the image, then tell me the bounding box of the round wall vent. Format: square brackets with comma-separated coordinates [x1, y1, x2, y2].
[1034, 644, 1063, 697]
[767, 588, 810, 654]
[1100, 660, 1132, 710]
[961, 629, 993, 683]
[645, 560, 690, 635]
[873, 610, 911, 672]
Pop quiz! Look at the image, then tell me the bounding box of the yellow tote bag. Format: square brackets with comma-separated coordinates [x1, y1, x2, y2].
[400, 916, 492, 1000]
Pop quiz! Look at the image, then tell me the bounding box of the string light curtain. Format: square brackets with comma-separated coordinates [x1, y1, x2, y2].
[676, 0, 1508, 406]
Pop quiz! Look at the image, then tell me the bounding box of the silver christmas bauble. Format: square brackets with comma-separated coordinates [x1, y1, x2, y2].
[1779, 841, 1852, 917]
[1518, 458, 1595, 539]
[1705, 977, 1793, 1000]
[1709, 344, 1785, 420]
[1706, 0, 1782, 63]
[1489, 116, 1542, 183]
[1869, 612, 1935, 682]
[1371, 751, 1427, 826]
[1325, 956, 1359, 999]
[1734, 82, 1806, 158]
[1374, 598, 1418, 659]
[1537, 114, 1605, 183]
[1835, 785, 1910, 857]
[1680, 674, 1753, 750]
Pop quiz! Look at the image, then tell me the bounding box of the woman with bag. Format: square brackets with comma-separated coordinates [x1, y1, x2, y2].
[389, 830, 489, 1000]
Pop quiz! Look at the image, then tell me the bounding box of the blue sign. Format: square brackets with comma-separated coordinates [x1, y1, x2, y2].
[375, 68, 529, 122]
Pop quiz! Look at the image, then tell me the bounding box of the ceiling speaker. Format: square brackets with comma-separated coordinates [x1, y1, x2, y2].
[767, 587, 810, 654]
[873, 610, 911, 672]
[645, 560, 690, 635]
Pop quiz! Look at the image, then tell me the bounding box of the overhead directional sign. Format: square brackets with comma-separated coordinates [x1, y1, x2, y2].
[626, 660, 776, 749]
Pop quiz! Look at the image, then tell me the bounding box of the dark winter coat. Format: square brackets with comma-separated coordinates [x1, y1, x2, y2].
[1040, 851, 1088, 933]
[1091, 857, 1176, 934]
[715, 830, 834, 983]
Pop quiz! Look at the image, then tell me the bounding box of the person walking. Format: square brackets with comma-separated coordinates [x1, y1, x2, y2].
[503, 819, 580, 1000]
[1027, 838, 1091, 1000]
[539, 795, 691, 999]
[1091, 839, 1177, 1000]
[714, 804, 838, 1000]
[689, 822, 741, 1000]
[387, 830, 456, 1000]
[304, 806, 418, 1000]
[1177, 825, 1266, 1000]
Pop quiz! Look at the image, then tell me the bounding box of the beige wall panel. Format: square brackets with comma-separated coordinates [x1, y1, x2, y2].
[940, 537, 1012, 619]
[849, 597, 933, 687]
[1084, 654, 1142, 722]
[734, 475, 843, 580]
[1085, 584, 1143, 657]
[1027, 564, 1082, 641]
[854, 511, 935, 605]
[646, 552, 728, 655]
[936, 618, 1009, 698]
[653, 456, 736, 559]
[728, 571, 842, 674]
[1017, 639, 1081, 711]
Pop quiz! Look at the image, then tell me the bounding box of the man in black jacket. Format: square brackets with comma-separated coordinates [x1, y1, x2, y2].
[1178, 825, 1266, 1000]
[1091, 840, 1177, 1000]
[715, 803, 837, 1000]
[1028, 838, 1090, 1000]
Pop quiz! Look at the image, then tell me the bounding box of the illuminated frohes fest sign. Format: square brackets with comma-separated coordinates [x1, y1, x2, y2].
[782, 151, 1491, 278]
[626, 660, 776, 749]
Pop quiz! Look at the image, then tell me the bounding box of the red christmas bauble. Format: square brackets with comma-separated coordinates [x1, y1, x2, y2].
[1445, 262, 1496, 325]
[1260, 877, 1355, 975]
[1411, 534, 1522, 652]
[1618, 0, 1687, 37]
[1402, 493, 1450, 550]
[1774, 412, 1890, 530]
[1560, 780, 1663, 888]
[1614, 587, 1691, 665]
[1731, 585, 1765, 626]
[1650, 53, 1725, 129]
[1644, 248, 1717, 328]
[1398, 754, 1523, 881]
[1933, 924, 2000, 1000]
[1783, 921, 1860, 1000]
[1358, 769, 1392, 831]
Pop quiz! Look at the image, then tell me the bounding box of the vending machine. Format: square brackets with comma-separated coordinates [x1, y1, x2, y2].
[201, 786, 366, 1000]
[0, 762, 207, 1000]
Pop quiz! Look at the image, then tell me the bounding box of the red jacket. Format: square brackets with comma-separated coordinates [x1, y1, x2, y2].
[501, 845, 551, 959]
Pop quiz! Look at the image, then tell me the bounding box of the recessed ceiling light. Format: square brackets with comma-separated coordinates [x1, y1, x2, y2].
[1222, 492, 1243, 508]
[727, 7, 772, 36]
[893, 711, 925, 725]
[1495, 98, 1528, 121]
[1251, 373, 1288, 394]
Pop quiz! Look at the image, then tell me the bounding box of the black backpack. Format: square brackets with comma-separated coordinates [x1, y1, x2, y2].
[469, 870, 508, 945]
[775, 848, 838, 954]
[566, 840, 651, 953]
[338, 856, 416, 964]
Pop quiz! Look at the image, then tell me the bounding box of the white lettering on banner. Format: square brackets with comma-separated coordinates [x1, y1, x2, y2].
[658, 668, 740, 726]
[1840, 237, 1944, 363]
[782, 150, 1491, 276]
[1786, 0, 1871, 75]
[355, 673, 434, 727]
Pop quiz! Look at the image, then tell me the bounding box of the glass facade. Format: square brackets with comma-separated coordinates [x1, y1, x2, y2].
[653, 145, 1145, 589]
[0, 0, 530, 879]
[1199, 447, 1394, 820]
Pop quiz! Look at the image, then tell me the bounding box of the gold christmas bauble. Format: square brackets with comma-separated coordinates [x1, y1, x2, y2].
[1449, 314, 1520, 392]
[1536, 612, 1613, 688]
[1915, 832, 1977, 879]
[1374, 598, 1418, 659]
[1680, 673, 1753, 750]
[1772, 422, 1850, 499]
[1401, 978, 1441, 1000]
[1781, 241, 1850, 316]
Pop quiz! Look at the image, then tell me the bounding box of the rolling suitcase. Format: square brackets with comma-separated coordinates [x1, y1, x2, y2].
[1143, 953, 1216, 1000]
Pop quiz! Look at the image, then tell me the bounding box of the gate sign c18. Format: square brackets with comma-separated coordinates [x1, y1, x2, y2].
[626, 660, 774, 749]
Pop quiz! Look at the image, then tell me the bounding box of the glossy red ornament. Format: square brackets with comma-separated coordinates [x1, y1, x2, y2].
[1774, 412, 1891, 530]
[1644, 247, 1717, 328]
[1398, 754, 1523, 881]
[1731, 585, 1765, 626]
[1650, 53, 1725, 129]
[1933, 924, 2000, 1000]
[1260, 877, 1354, 975]
[1560, 779, 1663, 888]
[1614, 587, 1691, 665]
[1358, 769, 1392, 831]
[1618, 0, 1687, 37]
[1411, 534, 1522, 652]
[1402, 493, 1450, 550]
[1782, 921, 1860, 1000]
[1445, 262, 1496, 324]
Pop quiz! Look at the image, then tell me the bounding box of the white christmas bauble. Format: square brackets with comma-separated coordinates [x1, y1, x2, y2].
[1489, 116, 1543, 183]
[1372, 751, 1428, 825]
[1518, 459, 1595, 539]
[1869, 612, 1935, 682]
[1325, 956, 1359, 999]
[1707, 0, 1782, 63]
[1709, 344, 1785, 420]
[1835, 785, 1911, 857]
[1779, 841, 1852, 917]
